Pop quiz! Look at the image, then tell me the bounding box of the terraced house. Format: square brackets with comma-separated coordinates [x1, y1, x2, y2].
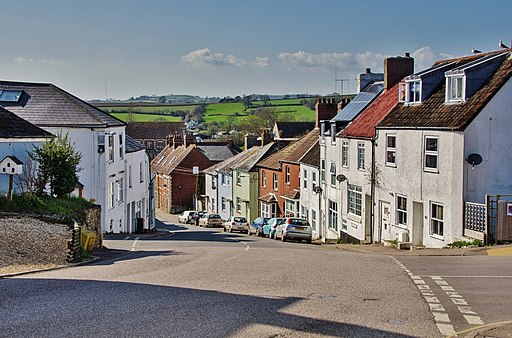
[0, 81, 152, 233]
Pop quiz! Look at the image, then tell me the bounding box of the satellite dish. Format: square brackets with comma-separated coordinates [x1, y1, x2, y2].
[336, 174, 347, 182]
[467, 153, 482, 166]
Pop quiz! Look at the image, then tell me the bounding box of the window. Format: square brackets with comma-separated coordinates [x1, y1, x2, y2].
[221, 173, 226, 185]
[348, 184, 362, 216]
[311, 210, 317, 231]
[236, 171, 241, 185]
[119, 134, 124, 159]
[303, 169, 308, 189]
[321, 160, 325, 182]
[261, 202, 276, 218]
[128, 165, 132, 187]
[0, 90, 22, 102]
[139, 162, 144, 182]
[357, 142, 365, 170]
[408, 80, 421, 103]
[156, 141, 165, 150]
[285, 166, 290, 184]
[221, 197, 226, 211]
[447, 76, 464, 102]
[386, 135, 396, 166]
[262, 171, 266, 187]
[424, 137, 438, 171]
[396, 195, 407, 225]
[431, 202, 444, 237]
[285, 199, 299, 217]
[330, 162, 336, 186]
[108, 134, 114, 162]
[331, 123, 336, 144]
[211, 198, 215, 212]
[312, 171, 317, 189]
[117, 178, 124, 203]
[146, 140, 154, 150]
[108, 181, 115, 209]
[328, 200, 338, 231]
[342, 140, 349, 168]
[273, 173, 278, 190]
[237, 197, 241, 212]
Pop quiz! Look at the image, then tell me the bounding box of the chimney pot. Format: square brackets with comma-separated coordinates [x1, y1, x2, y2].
[405, 52, 410, 58]
[366, 68, 371, 74]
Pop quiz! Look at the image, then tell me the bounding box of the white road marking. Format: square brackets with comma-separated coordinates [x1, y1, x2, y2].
[436, 323, 456, 335]
[433, 312, 450, 323]
[420, 275, 512, 279]
[464, 315, 484, 325]
[452, 298, 468, 306]
[429, 303, 446, 312]
[458, 306, 477, 315]
[130, 237, 139, 252]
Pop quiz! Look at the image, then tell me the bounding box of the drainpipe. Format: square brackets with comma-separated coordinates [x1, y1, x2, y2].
[370, 135, 376, 243]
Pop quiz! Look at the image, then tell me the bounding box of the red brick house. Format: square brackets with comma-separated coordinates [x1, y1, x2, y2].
[152, 144, 212, 213]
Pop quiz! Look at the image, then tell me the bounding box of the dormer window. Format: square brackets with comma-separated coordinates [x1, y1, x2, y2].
[398, 80, 421, 104]
[447, 75, 464, 102]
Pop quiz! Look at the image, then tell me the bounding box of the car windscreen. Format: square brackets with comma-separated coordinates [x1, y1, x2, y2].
[289, 219, 309, 226]
[210, 214, 221, 219]
[234, 217, 247, 222]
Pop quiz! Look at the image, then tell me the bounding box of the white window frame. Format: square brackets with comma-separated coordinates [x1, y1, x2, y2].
[330, 162, 336, 186]
[321, 159, 326, 182]
[236, 171, 241, 185]
[221, 197, 226, 211]
[303, 169, 308, 189]
[328, 199, 338, 231]
[348, 184, 362, 217]
[139, 162, 144, 182]
[342, 140, 349, 168]
[108, 181, 115, 209]
[430, 202, 444, 238]
[285, 166, 290, 184]
[117, 177, 124, 204]
[119, 134, 124, 159]
[446, 75, 465, 102]
[396, 195, 407, 226]
[273, 173, 278, 190]
[312, 171, 317, 189]
[408, 80, 421, 103]
[262, 170, 266, 187]
[285, 199, 299, 217]
[237, 197, 242, 212]
[386, 134, 396, 167]
[108, 134, 114, 162]
[357, 142, 365, 171]
[260, 202, 276, 218]
[424, 136, 439, 172]
[128, 165, 132, 188]
[311, 209, 317, 232]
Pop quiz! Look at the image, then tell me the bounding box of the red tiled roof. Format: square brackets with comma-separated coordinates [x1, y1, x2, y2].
[259, 193, 277, 203]
[151, 144, 211, 174]
[257, 129, 319, 170]
[378, 51, 512, 130]
[339, 84, 399, 139]
[281, 189, 300, 200]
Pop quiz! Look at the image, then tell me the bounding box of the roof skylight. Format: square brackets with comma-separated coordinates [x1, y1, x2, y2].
[0, 90, 22, 102]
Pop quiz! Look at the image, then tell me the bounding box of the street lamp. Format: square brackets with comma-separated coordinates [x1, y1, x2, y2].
[313, 185, 323, 239]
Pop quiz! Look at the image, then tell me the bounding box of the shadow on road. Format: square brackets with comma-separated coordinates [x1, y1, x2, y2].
[91, 248, 186, 266]
[0, 278, 417, 338]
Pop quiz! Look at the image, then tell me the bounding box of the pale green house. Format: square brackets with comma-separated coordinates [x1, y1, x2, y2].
[231, 142, 280, 222]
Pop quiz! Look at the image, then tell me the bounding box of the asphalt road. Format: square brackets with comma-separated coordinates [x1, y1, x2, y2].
[2, 214, 508, 337]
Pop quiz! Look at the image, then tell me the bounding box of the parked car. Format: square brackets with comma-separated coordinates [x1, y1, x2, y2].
[248, 217, 269, 236]
[192, 211, 206, 226]
[198, 213, 223, 228]
[275, 218, 312, 243]
[178, 210, 197, 224]
[262, 218, 284, 239]
[223, 216, 249, 233]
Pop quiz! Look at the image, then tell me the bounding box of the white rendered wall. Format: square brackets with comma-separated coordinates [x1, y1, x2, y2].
[299, 164, 320, 239]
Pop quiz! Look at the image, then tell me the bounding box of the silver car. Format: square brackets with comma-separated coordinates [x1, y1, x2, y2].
[275, 217, 312, 243]
[223, 216, 249, 233]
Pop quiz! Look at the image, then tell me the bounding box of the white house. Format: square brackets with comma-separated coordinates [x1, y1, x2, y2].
[0, 81, 152, 233]
[0, 106, 52, 194]
[298, 140, 321, 239]
[375, 50, 512, 248]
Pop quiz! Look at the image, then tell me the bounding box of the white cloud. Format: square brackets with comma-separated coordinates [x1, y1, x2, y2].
[13, 56, 66, 65]
[254, 56, 270, 67]
[277, 50, 386, 72]
[181, 48, 246, 68]
[411, 47, 455, 71]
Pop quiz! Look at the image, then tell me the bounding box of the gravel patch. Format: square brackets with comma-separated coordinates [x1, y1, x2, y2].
[0, 216, 72, 275]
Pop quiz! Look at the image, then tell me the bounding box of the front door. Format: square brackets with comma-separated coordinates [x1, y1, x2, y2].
[413, 202, 424, 245]
[380, 201, 391, 241]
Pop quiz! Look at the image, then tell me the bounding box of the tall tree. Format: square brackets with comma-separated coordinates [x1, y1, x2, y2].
[31, 133, 82, 197]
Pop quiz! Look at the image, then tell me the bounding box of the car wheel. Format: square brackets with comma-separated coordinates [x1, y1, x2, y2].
[247, 229, 251, 236]
[306, 239, 312, 244]
[223, 227, 227, 232]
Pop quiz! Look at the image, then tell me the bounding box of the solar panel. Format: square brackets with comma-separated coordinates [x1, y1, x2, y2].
[332, 82, 383, 122]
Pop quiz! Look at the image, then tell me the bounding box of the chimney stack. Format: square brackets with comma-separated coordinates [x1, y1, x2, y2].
[245, 133, 258, 149]
[261, 128, 273, 146]
[315, 97, 338, 128]
[357, 69, 384, 93]
[384, 53, 414, 90]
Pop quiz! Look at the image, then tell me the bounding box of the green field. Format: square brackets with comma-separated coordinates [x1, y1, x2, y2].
[101, 100, 315, 124]
[110, 113, 182, 122]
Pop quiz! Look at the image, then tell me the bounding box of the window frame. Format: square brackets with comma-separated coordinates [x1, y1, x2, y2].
[285, 166, 290, 184]
[303, 168, 308, 189]
[396, 195, 407, 226]
[108, 181, 115, 209]
[342, 140, 349, 168]
[330, 162, 336, 186]
[321, 159, 326, 182]
[272, 173, 278, 190]
[262, 170, 266, 187]
[108, 134, 114, 162]
[348, 184, 362, 217]
[446, 75, 465, 102]
[386, 134, 396, 167]
[357, 142, 365, 171]
[119, 134, 124, 159]
[328, 199, 338, 231]
[430, 202, 444, 238]
[236, 197, 242, 212]
[424, 136, 439, 172]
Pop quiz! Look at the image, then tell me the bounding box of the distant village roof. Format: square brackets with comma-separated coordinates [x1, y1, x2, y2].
[0, 81, 125, 128]
[257, 129, 319, 170]
[204, 147, 260, 175]
[339, 83, 399, 139]
[274, 121, 315, 139]
[0, 106, 52, 139]
[378, 50, 512, 130]
[125, 122, 183, 140]
[231, 142, 282, 172]
[151, 144, 209, 174]
[195, 141, 241, 163]
[125, 134, 146, 153]
[298, 140, 320, 168]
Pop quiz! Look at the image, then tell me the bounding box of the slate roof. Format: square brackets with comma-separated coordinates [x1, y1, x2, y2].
[151, 145, 196, 174]
[298, 140, 320, 168]
[274, 121, 315, 139]
[339, 84, 399, 139]
[0, 106, 52, 139]
[125, 134, 146, 153]
[204, 146, 262, 175]
[257, 129, 319, 170]
[332, 82, 384, 122]
[125, 122, 183, 139]
[231, 142, 282, 172]
[195, 142, 240, 163]
[0, 81, 125, 128]
[378, 51, 512, 130]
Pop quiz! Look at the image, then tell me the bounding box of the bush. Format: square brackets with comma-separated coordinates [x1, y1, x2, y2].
[447, 239, 483, 248]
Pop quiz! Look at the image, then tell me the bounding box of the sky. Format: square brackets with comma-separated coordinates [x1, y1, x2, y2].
[1, 0, 511, 100]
